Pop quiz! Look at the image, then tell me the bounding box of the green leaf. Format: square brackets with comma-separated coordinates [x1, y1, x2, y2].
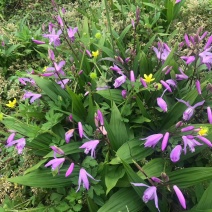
[31, 76, 70, 102]
[139, 158, 166, 179]
[5, 44, 20, 56]
[8, 165, 80, 188]
[105, 165, 125, 195]
[97, 187, 144, 212]
[96, 89, 123, 104]
[24, 159, 48, 175]
[66, 87, 86, 121]
[110, 139, 153, 164]
[189, 183, 212, 212]
[108, 103, 129, 150]
[169, 167, 212, 188]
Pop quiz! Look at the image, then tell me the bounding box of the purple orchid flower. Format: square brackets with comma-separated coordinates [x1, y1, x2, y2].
[57, 79, 70, 89]
[141, 133, 163, 148]
[110, 64, 123, 75]
[157, 97, 168, 112]
[23, 91, 42, 103]
[67, 27, 78, 42]
[153, 41, 171, 62]
[51, 145, 64, 158]
[204, 35, 212, 50]
[65, 129, 75, 143]
[56, 15, 64, 27]
[131, 183, 160, 212]
[45, 157, 65, 172]
[65, 162, 75, 177]
[79, 140, 100, 158]
[176, 67, 188, 80]
[32, 39, 45, 45]
[196, 136, 212, 147]
[176, 99, 205, 121]
[207, 107, 212, 124]
[78, 122, 83, 138]
[160, 80, 172, 92]
[170, 145, 182, 162]
[113, 75, 127, 88]
[19, 77, 36, 86]
[181, 126, 194, 132]
[182, 135, 202, 154]
[130, 70, 135, 82]
[6, 133, 26, 154]
[76, 168, 99, 192]
[122, 90, 127, 98]
[181, 56, 196, 65]
[43, 28, 62, 47]
[173, 185, 186, 209]
[195, 80, 201, 95]
[199, 47, 212, 70]
[42, 61, 66, 78]
[161, 132, 169, 151]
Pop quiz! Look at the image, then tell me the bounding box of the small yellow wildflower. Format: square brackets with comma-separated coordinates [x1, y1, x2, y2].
[198, 127, 208, 136]
[92, 50, 99, 58]
[6, 98, 17, 108]
[143, 74, 155, 83]
[95, 32, 102, 39]
[90, 72, 97, 80]
[0, 113, 3, 121]
[43, 66, 47, 72]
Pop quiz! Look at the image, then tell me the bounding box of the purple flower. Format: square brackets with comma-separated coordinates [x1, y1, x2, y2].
[18, 78, 35, 86]
[113, 75, 127, 88]
[181, 56, 195, 64]
[140, 77, 147, 88]
[76, 168, 99, 191]
[153, 42, 171, 62]
[162, 66, 172, 75]
[110, 65, 123, 75]
[67, 27, 78, 42]
[122, 90, 127, 98]
[141, 133, 163, 148]
[48, 49, 55, 61]
[65, 162, 75, 177]
[56, 15, 64, 27]
[176, 99, 205, 121]
[195, 80, 201, 95]
[97, 110, 104, 126]
[196, 136, 212, 147]
[51, 145, 64, 157]
[23, 91, 42, 103]
[42, 61, 66, 78]
[32, 39, 45, 45]
[86, 50, 92, 57]
[173, 185, 186, 209]
[65, 129, 74, 143]
[79, 140, 100, 158]
[170, 145, 182, 162]
[184, 34, 190, 47]
[78, 122, 83, 138]
[45, 157, 65, 172]
[182, 135, 202, 154]
[176, 68, 188, 80]
[130, 70, 135, 82]
[157, 97, 168, 112]
[181, 126, 194, 132]
[57, 79, 70, 89]
[6, 134, 26, 154]
[160, 80, 172, 92]
[43, 28, 62, 47]
[199, 47, 212, 70]
[161, 132, 169, 151]
[204, 35, 212, 50]
[151, 177, 161, 183]
[176, 0, 181, 3]
[131, 183, 159, 211]
[166, 79, 177, 88]
[207, 107, 212, 124]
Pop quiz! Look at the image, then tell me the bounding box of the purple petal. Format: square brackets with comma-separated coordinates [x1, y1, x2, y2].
[173, 185, 186, 209]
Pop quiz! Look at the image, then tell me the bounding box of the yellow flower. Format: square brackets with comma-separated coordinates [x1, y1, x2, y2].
[0, 113, 3, 121]
[90, 72, 97, 80]
[143, 74, 155, 83]
[43, 66, 47, 72]
[198, 127, 208, 136]
[92, 50, 99, 58]
[95, 32, 102, 39]
[6, 98, 17, 108]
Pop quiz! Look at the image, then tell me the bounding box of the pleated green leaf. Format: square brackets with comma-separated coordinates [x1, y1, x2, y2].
[169, 167, 212, 188]
[8, 165, 80, 188]
[97, 187, 144, 212]
[96, 89, 123, 104]
[110, 139, 153, 164]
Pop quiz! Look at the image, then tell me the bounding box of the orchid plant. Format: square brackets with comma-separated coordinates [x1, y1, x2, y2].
[2, 0, 212, 211]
